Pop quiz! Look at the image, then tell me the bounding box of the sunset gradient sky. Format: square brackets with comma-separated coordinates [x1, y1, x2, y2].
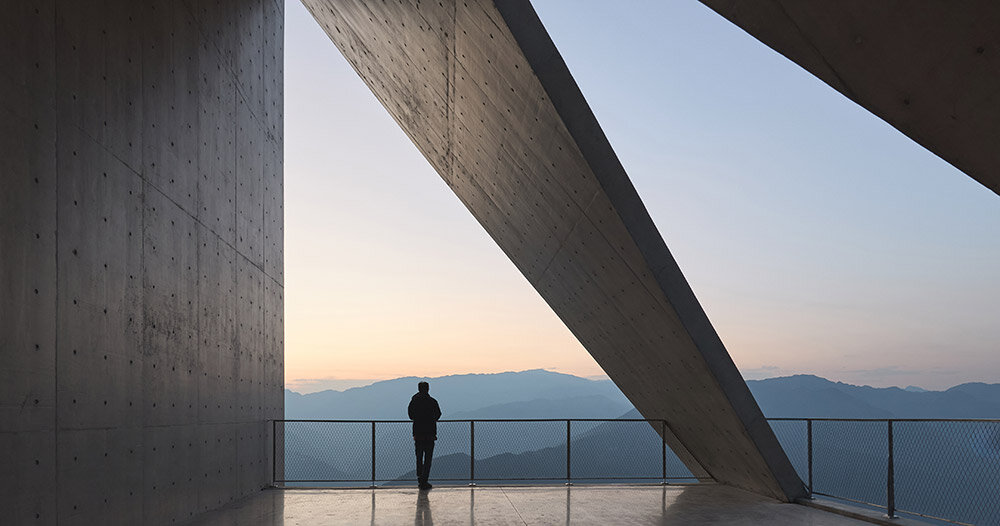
[283, 1, 999, 393]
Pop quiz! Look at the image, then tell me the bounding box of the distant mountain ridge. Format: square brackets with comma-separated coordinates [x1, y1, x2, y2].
[285, 369, 631, 420]
[448, 395, 632, 420]
[747, 374, 1000, 418]
[282, 371, 1000, 524]
[285, 370, 1000, 420]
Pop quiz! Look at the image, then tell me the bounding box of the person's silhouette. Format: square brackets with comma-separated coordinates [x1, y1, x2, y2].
[408, 381, 441, 490]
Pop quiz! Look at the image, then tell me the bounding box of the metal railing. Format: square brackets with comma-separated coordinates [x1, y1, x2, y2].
[767, 418, 1000, 525]
[272, 419, 696, 487]
[271, 417, 1000, 525]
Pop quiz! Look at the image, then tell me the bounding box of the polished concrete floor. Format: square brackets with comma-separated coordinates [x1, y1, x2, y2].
[187, 484, 873, 525]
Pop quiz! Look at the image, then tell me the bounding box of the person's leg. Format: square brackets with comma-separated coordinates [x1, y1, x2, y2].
[423, 441, 435, 482]
[415, 440, 434, 488]
[415, 440, 425, 485]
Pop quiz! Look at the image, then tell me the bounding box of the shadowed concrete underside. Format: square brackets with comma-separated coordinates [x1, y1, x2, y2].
[699, 0, 1000, 196]
[300, 0, 805, 501]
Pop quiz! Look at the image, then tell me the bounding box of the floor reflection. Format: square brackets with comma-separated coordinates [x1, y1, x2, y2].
[565, 486, 570, 526]
[414, 490, 433, 526]
[189, 484, 874, 525]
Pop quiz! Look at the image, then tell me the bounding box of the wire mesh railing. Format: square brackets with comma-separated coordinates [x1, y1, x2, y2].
[272, 417, 998, 524]
[273, 419, 696, 487]
[768, 418, 1000, 525]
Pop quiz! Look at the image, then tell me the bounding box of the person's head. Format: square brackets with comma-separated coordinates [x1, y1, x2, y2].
[418, 381, 429, 394]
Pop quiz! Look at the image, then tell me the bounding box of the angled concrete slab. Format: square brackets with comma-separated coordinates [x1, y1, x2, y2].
[698, 0, 1000, 196]
[302, 0, 806, 500]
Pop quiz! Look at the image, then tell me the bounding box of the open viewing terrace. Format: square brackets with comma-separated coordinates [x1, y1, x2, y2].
[190, 485, 873, 526]
[5, 0, 997, 523]
[183, 417, 1000, 525]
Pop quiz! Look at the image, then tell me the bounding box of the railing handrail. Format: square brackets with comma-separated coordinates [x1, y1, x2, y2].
[274, 417, 998, 524]
[275, 417, 1000, 423]
[764, 416, 1000, 525]
[273, 418, 669, 423]
[272, 417, 681, 489]
[765, 417, 1000, 422]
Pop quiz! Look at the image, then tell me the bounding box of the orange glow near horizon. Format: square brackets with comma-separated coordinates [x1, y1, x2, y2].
[283, 235, 607, 390]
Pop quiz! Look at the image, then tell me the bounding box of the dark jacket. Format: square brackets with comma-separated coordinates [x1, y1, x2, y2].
[407, 392, 441, 441]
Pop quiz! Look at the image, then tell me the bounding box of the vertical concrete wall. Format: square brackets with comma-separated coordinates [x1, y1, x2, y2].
[1, 0, 284, 524]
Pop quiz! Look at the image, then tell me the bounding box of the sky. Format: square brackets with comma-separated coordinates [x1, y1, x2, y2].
[283, 1, 999, 393]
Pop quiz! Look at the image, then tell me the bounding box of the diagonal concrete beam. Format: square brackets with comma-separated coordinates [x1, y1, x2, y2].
[302, 0, 807, 500]
[699, 0, 1000, 197]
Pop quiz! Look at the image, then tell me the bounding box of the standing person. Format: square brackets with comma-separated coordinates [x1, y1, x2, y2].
[408, 381, 441, 490]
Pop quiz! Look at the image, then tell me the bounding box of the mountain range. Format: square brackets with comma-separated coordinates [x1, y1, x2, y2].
[286, 369, 1000, 421]
[281, 370, 1000, 524]
[285, 369, 632, 420]
[746, 374, 1000, 418]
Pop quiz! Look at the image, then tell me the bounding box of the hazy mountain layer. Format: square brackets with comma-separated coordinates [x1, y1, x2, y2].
[285, 369, 630, 420]
[282, 371, 1000, 524]
[286, 370, 1000, 420]
[746, 374, 1000, 418]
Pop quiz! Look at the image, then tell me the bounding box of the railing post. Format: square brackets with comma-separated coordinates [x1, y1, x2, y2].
[272, 420, 277, 487]
[661, 420, 667, 484]
[371, 421, 376, 488]
[887, 420, 895, 519]
[469, 420, 476, 486]
[807, 419, 813, 498]
[566, 420, 572, 485]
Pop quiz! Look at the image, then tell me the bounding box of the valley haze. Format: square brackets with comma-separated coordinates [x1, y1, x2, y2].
[285, 369, 1000, 420]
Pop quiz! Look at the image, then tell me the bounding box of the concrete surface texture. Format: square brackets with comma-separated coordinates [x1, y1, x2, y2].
[698, 0, 1000, 197]
[187, 485, 872, 526]
[0, 0, 284, 524]
[302, 0, 804, 501]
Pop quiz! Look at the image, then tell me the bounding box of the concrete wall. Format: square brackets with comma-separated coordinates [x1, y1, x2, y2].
[303, 0, 804, 501]
[1, 0, 284, 523]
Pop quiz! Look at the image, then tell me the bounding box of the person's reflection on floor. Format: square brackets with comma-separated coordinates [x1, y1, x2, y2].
[415, 490, 433, 526]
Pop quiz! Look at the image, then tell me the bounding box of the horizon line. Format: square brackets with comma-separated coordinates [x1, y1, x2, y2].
[284, 369, 986, 395]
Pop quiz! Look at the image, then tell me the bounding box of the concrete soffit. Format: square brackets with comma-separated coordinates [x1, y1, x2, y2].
[698, 0, 1000, 197]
